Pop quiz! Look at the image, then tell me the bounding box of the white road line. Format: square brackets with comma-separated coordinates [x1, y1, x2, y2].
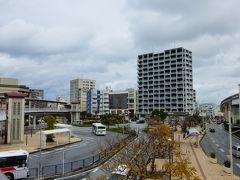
[42, 152, 51, 155]
[215, 144, 219, 147]
[92, 167, 99, 173]
[68, 144, 78, 148]
[54, 148, 65, 151]
[235, 163, 240, 168]
[219, 148, 225, 153]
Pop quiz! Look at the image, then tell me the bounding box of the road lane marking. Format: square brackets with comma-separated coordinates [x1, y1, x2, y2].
[68, 144, 78, 148]
[235, 163, 240, 168]
[92, 167, 99, 173]
[219, 148, 225, 153]
[42, 152, 51, 155]
[215, 144, 219, 147]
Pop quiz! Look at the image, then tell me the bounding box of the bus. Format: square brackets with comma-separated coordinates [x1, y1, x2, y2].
[0, 150, 29, 180]
[92, 123, 106, 135]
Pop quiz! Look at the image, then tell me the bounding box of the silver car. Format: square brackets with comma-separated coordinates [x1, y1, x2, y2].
[232, 145, 240, 158]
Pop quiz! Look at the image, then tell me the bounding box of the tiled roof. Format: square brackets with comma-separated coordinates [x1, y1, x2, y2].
[4, 92, 28, 98]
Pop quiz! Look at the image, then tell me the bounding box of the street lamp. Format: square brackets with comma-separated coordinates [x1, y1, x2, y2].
[38, 118, 42, 178]
[168, 138, 172, 180]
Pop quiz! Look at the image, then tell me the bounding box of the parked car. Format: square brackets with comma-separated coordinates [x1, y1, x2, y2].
[37, 119, 47, 125]
[232, 145, 240, 158]
[110, 164, 129, 180]
[209, 128, 215, 132]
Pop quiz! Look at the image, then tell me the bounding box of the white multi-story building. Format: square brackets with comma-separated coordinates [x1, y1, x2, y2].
[192, 89, 198, 114]
[86, 89, 109, 115]
[137, 47, 194, 117]
[70, 78, 96, 112]
[199, 103, 219, 117]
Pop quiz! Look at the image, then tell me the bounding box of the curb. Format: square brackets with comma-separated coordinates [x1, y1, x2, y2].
[29, 138, 83, 155]
[189, 139, 207, 180]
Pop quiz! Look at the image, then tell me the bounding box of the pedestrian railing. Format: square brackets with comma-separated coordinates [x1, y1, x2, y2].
[28, 133, 136, 179]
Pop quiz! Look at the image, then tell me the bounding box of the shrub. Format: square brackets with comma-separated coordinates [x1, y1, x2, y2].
[210, 152, 216, 159]
[224, 160, 231, 168]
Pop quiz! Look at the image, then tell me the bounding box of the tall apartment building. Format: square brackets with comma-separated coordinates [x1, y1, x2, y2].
[70, 78, 96, 112]
[137, 47, 193, 117]
[29, 89, 44, 100]
[86, 89, 109, 115]
[192, 89, 197, 113]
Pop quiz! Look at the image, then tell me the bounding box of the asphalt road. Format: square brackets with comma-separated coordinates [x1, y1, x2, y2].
[200, 122, 240, 177]
[28, 126, 126, 177]
[55, 122, 148, 180]
[56, 133, 145, 180]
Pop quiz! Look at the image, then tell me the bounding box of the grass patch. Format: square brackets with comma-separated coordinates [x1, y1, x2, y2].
[107, 127, 131, 134]
[142, 128, 149, 133]
[75, 124, 92, 127]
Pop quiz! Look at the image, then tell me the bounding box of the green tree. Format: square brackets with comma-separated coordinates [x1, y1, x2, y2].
[151, 109, 161, 122]
[159, 110, 168, 123]
[43, 115, 56, 142]
[101, 113, 113, 129]
[80, 111, 87, 119]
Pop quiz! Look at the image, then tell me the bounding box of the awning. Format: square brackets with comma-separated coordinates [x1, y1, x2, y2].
[41, 128, 70, 135]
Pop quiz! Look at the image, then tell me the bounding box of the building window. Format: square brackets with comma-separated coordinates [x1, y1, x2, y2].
[17, 119, 20, 139]
[12, 119, 16, 140]
[17, 102, 21, 115]
[13, 103, 17, 115]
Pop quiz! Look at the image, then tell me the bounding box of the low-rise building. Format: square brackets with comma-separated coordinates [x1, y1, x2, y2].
[29, 89, 44, 100]
[221, 93, 240, 124]
[0, 77, 29, 97]
[109, 89, 137, 119]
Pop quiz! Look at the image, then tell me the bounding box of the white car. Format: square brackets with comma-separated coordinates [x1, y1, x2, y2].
[37, 119, 47, 125]
[110, 164, 129, 180]
[232, 145, 240, 158]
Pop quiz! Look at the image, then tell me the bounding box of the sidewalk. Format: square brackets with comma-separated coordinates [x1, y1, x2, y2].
[175, 129, 240, 180]
[0, 132, 81, 153]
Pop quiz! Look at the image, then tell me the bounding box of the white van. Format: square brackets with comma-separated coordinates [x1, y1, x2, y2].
[92, 123, 106, 135]
[232, 145, 240, 158]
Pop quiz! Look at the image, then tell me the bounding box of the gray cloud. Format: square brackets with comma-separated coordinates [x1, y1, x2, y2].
[0, 0, 239, 104]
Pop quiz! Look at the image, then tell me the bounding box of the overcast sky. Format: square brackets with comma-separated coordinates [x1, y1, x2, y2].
[0, 0, 239, 104]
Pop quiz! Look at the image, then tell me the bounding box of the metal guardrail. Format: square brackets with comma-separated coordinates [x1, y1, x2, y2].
[28, 134, 136, 179]
[24, 108, 70, 113]
[29, 154, 100, 178]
